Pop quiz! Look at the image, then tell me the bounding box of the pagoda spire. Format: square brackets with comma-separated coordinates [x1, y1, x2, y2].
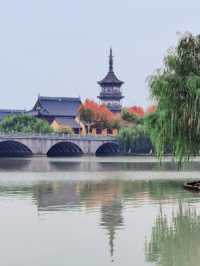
[97, 48, 124, 113]
[109, 48, 113, 72]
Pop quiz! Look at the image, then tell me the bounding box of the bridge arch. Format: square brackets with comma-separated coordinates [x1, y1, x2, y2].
[0, 140, 33, 157]
[47, 141, 83, 157]
[95, 142, 120, 156]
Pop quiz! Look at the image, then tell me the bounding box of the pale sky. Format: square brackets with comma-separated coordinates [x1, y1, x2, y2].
[0, 0, 199, 110]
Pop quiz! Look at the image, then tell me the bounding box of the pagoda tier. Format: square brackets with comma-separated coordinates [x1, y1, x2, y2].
[98, 91, 124, 100]
[97, 48, 124, 113]
[98, 70, 124, 87]
[106, 103, 122, 112]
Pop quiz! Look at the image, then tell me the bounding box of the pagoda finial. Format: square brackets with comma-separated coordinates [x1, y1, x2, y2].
[109, 47, 113, 72]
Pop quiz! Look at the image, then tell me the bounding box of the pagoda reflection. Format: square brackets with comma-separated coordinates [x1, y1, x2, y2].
[33, 180, 124, 260]
[100, 198, 123, 261]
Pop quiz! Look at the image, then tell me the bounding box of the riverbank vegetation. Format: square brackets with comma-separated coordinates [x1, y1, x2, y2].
[79, 99, 155, 153]
[0, 114, 53, 134]
[118, 109, 154, 154]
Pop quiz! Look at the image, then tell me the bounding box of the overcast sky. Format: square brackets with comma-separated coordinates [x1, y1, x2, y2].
[0, 0, 199, 110]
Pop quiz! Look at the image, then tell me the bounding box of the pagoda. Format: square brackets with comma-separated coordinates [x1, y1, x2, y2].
[97, 48, 124, 113]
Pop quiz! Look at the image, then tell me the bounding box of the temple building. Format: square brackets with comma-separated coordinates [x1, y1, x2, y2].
[98, 49, 124, 113]
[29, 96, 83, 134]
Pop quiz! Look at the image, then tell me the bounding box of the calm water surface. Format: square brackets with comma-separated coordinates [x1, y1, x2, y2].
[1, 156, 200, 266]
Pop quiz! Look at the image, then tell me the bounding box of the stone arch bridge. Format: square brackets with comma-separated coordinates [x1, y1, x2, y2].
[0, 134, 119, 157]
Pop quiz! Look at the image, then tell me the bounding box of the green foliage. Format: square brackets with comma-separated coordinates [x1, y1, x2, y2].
[54, 126, 74, 134]
[79, 108, 95, 124]
[79, 107, 95, 134]
[110, 118, 121, 130]
[0, 114, 53, 133]
[146, 33, 200, 162]
[118, 125, 145, 153]
[121, 108, 140, 124]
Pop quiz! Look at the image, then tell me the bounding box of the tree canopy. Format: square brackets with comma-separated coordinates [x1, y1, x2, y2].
[118, 124, 153, 154]
[127, 106, 145, 117]
[79, 99, 120, 131]
[121, 108, 141, 124]
[146, 33, 200, 162]
[0, 114, 53, 133]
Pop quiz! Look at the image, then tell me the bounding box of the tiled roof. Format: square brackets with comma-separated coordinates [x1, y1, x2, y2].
[54, 117, 80, 129]
[98, 71, 124, 86]
[26, 110, 39, 116]
[98, 49, 124, 86]
[33, 96, 81, 117]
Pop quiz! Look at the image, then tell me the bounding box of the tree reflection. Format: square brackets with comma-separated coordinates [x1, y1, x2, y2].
[146, 202, 200, 266]
[1, 177, 200, 264]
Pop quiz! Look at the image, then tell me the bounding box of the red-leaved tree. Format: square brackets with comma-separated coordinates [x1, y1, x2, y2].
[146, 105, 156, 114]
[127, 106, 145, 117]
[79, 99, 118, 133]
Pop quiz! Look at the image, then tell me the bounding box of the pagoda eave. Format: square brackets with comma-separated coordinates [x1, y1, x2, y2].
[110, 107, 122, 113]
[98, 95, 124, 100]
[97, 81, 124, 87]
[107, 104, 122, 113]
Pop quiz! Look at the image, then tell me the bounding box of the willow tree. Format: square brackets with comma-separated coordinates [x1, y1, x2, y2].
[146, 33, 200, 162]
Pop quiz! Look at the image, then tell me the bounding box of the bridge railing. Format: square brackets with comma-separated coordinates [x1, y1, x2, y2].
[0, 132, 117, 141]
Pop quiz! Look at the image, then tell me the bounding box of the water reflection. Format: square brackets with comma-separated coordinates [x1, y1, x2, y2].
[3, 157, 200, 172]
[1, 157, 200, 265]
[29, 180, 200, 211]
[34, 182, 79, 211]
[145, 202, 200, 266]
[101, 199, 123, 260]
[0, 158, 31, 170]
[1, 177, 200, 264]
[34, 181, 124, 261]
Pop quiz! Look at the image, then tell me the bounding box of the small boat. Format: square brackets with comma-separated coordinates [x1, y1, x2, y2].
[183, 181, 200, 191]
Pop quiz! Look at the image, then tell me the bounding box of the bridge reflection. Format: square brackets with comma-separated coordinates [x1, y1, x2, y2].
[1, 157, 200, 172]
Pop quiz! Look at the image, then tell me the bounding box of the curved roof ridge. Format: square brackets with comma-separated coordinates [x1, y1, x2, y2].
[98, 71, 124, 86]
[38, 96, 81, 102]
[0, 109, 25, 112]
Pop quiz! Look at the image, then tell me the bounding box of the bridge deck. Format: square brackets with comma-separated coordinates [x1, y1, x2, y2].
[0, 134, 119, 156]
[0, 133, 117, 141]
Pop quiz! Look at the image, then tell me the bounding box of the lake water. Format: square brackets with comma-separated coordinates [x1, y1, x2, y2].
[1, 156, 200, 266]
